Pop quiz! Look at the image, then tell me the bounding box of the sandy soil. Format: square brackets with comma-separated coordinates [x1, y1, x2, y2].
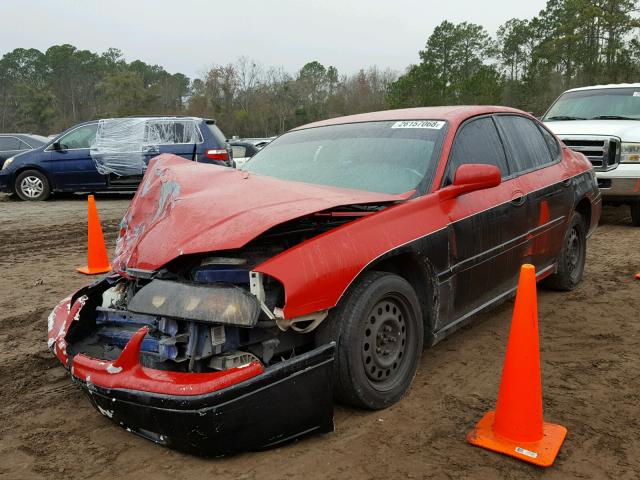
[0, 193, 638, 480]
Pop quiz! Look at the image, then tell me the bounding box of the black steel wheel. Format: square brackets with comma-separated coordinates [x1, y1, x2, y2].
[362, 297, 410, 390]
[317, 271, 423, 409]
[545, 211, 586, 291]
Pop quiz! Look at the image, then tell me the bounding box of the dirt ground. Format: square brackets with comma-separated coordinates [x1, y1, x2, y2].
[0, 192, 638, 480]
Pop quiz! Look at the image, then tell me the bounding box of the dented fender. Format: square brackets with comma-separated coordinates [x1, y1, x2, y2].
[255, 193, 448, 319]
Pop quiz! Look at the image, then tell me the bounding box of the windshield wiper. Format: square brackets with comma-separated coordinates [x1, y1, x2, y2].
[545, 115, 587, 121]
[589, 115, 638, 120]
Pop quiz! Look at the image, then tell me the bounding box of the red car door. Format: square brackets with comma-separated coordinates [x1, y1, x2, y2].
[495, 115, 574, 274]
[437, 116, 528, 329]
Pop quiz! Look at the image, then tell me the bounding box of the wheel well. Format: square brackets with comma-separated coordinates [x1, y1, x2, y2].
[575, 197, 591, 231]
[367, 252, 438, 336]
[12, 166, 53, 192]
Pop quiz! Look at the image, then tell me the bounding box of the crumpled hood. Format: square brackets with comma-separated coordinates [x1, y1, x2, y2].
[545, 120, 640, 142]
[114, 154, 406, 272]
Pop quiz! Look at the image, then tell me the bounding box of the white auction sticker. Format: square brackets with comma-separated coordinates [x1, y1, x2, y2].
[515, 446, 538, 458]
[392, 120, 445, 129]
[633, 92, 640, 97]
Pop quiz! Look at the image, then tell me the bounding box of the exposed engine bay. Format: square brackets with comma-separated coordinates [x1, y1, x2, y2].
[65, 206, 384, 374]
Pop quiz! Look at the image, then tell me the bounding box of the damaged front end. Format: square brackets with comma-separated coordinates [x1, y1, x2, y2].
[48, 154, 409, 455]
[47, 248, 336, 456]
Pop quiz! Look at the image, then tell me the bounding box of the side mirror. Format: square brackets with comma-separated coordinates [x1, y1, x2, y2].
[439, 164, 501, 201]
[51, 141, 62, 151]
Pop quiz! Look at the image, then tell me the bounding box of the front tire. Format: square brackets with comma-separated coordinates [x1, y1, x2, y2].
[630, 202, 640, 227]
[318, 271, 423, 410]
[545, 211, 586, 291]
[15, 170, 50, 201]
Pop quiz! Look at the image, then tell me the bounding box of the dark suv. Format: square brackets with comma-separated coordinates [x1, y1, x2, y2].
[0, 134, 48, 169]
[0, 117, 232, 200]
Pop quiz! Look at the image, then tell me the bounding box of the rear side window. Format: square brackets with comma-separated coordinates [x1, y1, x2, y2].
[495, 115, 555, 174]
[444, 117, 509, 185]
[0, 136, 20, 151]
[538, 125, 561, 160]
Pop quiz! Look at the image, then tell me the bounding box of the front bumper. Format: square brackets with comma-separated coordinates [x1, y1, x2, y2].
[73, 342, 335, 456]
[596, 164, 640, 201]
[49, 290, 335, 456]
[0, 171, 11, 192]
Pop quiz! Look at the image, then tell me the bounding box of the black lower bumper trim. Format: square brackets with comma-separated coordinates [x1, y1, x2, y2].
[76, 343, 335, 456]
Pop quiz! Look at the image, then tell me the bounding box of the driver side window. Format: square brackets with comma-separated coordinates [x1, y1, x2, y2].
[444, 117, 509, 186]
[58, 124, 98, 150]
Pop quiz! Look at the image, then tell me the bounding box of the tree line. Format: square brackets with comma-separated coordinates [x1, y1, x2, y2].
[1, 0, 638, 138]
[389, 0, 640, 115]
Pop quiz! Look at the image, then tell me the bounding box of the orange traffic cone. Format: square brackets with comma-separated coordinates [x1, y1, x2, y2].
[76, 195, 111, 275]
[467, 264, 567, 467]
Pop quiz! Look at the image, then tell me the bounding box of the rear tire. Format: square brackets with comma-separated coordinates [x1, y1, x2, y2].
[545, 211, 586, 291]
[317, 271, 423, 410]
[630, 202, 640, 227]
[15, 170, 50, 201]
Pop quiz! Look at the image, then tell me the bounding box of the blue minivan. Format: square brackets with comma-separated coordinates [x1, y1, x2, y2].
[0, 116, 233, 201]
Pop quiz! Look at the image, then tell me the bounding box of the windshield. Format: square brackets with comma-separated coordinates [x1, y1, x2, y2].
[544, 87, 640, 120]
[243, 120, 446, 194]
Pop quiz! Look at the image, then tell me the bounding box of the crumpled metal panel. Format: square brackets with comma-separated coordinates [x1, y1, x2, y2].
[113, 154, 407, 272]
[127, 279, 260, 327]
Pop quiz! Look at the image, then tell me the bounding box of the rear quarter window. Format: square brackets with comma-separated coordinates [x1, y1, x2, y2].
[146, 120, 203, 144]
[205, 122, 227, 147]
[537, 125, 561, 160]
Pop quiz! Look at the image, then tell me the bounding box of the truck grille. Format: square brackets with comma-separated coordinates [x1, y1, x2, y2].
[559, 136, 620, 171]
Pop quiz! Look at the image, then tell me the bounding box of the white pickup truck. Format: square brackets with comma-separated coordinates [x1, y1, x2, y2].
[543, 83, 640, 226]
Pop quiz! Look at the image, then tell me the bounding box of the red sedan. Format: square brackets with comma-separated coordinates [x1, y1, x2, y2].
[48, 106, 600, 455]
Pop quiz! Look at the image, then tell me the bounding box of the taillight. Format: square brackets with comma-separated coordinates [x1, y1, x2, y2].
[205, 149, 229, 161]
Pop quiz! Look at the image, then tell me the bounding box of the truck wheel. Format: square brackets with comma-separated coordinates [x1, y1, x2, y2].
[630, 202, 640, 227]
[317, 271, 423, 410]
[15, 170, 50, 201]
[545, 211, 586, 291]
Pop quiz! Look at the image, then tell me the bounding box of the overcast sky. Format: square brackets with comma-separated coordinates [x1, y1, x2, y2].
[1, 0, 547, 79]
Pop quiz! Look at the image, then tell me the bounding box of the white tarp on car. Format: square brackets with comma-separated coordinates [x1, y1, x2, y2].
[90, 117, 201, 176]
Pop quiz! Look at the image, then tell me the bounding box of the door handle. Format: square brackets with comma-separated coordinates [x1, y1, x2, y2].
[511, 194, 526, 207]
[561, 178, 572, 187]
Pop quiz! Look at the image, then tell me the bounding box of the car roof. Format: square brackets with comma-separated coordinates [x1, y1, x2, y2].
[66, 116, 214, 128]
[0, 133, 48, 143]
[564, 83, 640, 93]
[293, 105, 527, 130]
[1, 133, 43, 138]
[122, 115, 213, 122]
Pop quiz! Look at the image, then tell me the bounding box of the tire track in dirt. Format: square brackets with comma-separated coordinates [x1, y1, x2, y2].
[0, 309, 77, 430]
[0, 220, 120, 259]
